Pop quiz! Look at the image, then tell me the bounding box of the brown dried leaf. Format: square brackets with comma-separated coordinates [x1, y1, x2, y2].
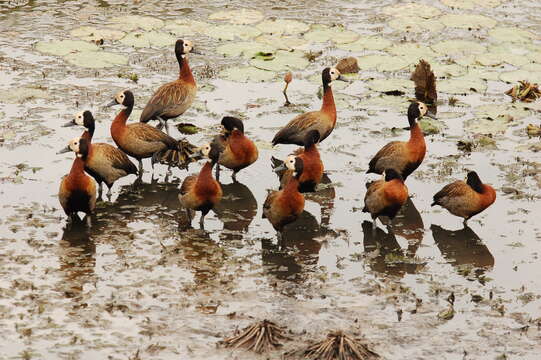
[410, 59, 437, 103]
[336, 57, 360, 74]
[505, 80, 541, 103]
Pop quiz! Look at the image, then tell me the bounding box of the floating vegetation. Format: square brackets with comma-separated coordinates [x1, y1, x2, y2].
[526, 124, 541, 136]
[35, 39, 98, 56]
[219, 66, 276, 82]
[220, 320, 290, 354]
[70, 26, 126, 42]
[216, 41, 275, 58]
[304, 24, 359, 44]
[505, 81, 541, 102]
[439, 13, 497, 29]
[256, 19, 309, 35]
[337, 36, 391, 51]
[250, 50, 308, 71]
[205, 24, 261, 41]
[336, 57, 360, 74]
[119, 31, 175, 48]
[208, 9, 264, 24]
[65, 51, 128, 68]
[286, 331, 380, 360]
[383, 3, 441, 18]
[109, 15, 164, 31]
[176, 123, 201, 135]
[489, 27, 536, 43]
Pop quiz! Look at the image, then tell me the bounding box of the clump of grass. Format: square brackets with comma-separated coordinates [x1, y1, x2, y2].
[117, 72, 138, 83]
[220, 320, 290, 354]
[448, 96, 459, 106]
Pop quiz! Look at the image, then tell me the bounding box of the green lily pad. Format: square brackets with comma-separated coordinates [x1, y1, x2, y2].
[527, 51, 541, 63]
[256, 19, 309, 35]
[164, 20, 210, 35]
[208, 9, 264, 24]
[303, 24, 359, 44]
[383, 3, 441, 18]
[119, 31, 176, 48]
[432, 63, 467, 77]
[489, 43, 531, 55]
[454, 55, 478, 66]
[467, 67, 500, 81]
[499, 70, 541, 84]
[176, 123, 201, 135]
[218, 66, 275, 82]
[250, 50, 308, 71]
[110, 15, 164, 31]
[216, 41, 275, 58]
[204, 24, 261, 40]
[439, 76, 487, 94]
[0, 87, 49, 103]
[475, 52, 529, 67]
[419, 118, 447, 134]
[387, 43, 437, 61]
[440, 14, 497, 29]
[432, 40, 485, 55]
[489, 27, 536, 43]
[465, 115, 513, 135]
[366, 78, 411, 93]
[336, 36, 391, 51]
[437, 111, 466, 119]
[474, 104, 531, 120]
[357, 95, 411, 111]
[70, 26, 126, 41]
[389, 18, 444, 33]
[35, 40, 98, 56]
[442, 0, 501, 9]
[65, 51, 128, 68]
[255, 34, 308, 50]
[357, 55, 408, 71]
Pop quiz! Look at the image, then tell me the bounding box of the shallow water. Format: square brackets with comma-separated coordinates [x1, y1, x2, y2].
[1, 0, 541, 359]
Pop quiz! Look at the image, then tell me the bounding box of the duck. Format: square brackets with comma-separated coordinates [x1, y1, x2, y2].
[272, 129, 323, 192]
[57, 137, 97, 224]
[212, 116, 258, 181]
[431, 171, 496, 224]
[263, 155, 305, 241]
[178, 142, 223, 228]
[363, 168, 409, 229]
[140, 39, 197, 134]
[367, 101, 434, 180]
[63, 110, 137, 198]
[106, 90, 195, 173]
[272, 67, 342, 146]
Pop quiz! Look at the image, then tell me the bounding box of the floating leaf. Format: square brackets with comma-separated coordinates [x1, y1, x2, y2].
[474, 53, 529, 67]
[411, 60, 437, 103]
[439, 76, 487, 94]
[65, 51, 128, 68]
[208, 9, 264, 24]
[70, 26, 126, 41]
[304, 24, 359, 44]
[357, 55, 409, 72]
[465, 115, 513, 135]
[256, 19, 309, 35]
[110, 15, 164, 31]
[336, 57, 360, 74]
[432, 63, 467, 77]
[387, 43, 437, 61]
[442, 0, 501, 9]
[337, 36, 391, 51]
[474, 104, 531, 120]
[383, 3, 441, 18]
[204, 24, 261, 40]
[440, 14, 497, 29]
[366, 78, 411, 93]
[176, 123, 201, 135]
[389, 18, 444, 33]
[250, 50, 308, 71]
[419, 118, 447, 134]
[119, 31, 176, 48]
[358, 95, 410, 110]
[255, 34, 307, 50]
[0, 87, 49, 103]
[35, 40, 98, 56]
[219, 66, 275, 82]
[216, 41, 275, 58]
[432, 40, 485, 55]
[499, 70, 541, 84]
[489, 27, 536, 43]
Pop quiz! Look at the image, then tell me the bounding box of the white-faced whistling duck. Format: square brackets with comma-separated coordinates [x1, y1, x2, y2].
[272, 129, 323, 192]
[263, 155, 305, 241]
[363, 168, 409, 229]
[432, 171, 496, 224]
[178, 142, 223, 228]
[211, 116, 258, 181]
[140, 39, 198, 134]
[367, 101, 435, 180]
[57, 137, 97, 224]
[106, 90, 194, 173]
[272, 67, 343, 146]
[63, 110, 137, 198]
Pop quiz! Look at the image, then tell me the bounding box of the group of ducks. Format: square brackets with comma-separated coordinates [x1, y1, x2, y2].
[58, 38, 497, 237]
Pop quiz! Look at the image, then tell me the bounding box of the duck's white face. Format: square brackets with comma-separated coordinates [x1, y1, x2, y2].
[183, 40, 193, 54]
[284, 155, 297, 171]
[68, 137, 82, 157]
[115, 91, 126, 105]
[74, 111, 85, 126]
[418, 102, 428, 117]
[329, 67, 341, 82]
[200, 143, 212, 158]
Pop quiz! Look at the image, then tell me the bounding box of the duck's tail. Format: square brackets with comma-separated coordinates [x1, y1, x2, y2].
[152, 138, 198, 170]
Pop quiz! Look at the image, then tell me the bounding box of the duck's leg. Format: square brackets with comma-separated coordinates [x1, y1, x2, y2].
[97, 182, 103, 199]
[215, 164, 220, 181]
[85, 214, 92, 227]
[138, 159, 144, 175]
[232, 171, 238, 183]
[199, 213, 206, 229]
[106, 185, 112, 200]
[277, 231, 283, 249]
[372, 217, 377, 232]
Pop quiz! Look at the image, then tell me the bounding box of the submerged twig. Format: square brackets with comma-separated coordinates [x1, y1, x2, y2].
[220, 320, 290, 354]
[286, 331, 380, 360]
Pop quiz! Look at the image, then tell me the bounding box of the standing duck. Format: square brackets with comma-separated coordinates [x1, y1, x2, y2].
[367, 101, 434, 180]
[263, 156, 305, 241]
[432, 171, 496, 224]
[272, 67, 342, 146]
[272, 130, 323, 192]
[178, 142, 223, 228]
[63, 110, 137, 198]
[57, 137, 97, 224]
[140, 39, 197, 134]
[106, 90, 195, 173]
[363, 169, 409, 229]
[212, 116, 258, 181]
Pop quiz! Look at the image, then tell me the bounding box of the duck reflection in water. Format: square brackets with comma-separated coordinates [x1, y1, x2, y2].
[362, 198, 426, 277]
[212, 181, 258, 241]
[431, 224, 494, 280]
[58, 218, 96, 301]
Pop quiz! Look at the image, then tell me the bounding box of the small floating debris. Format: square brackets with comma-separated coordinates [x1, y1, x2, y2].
[526, 124, 541, 136]
[336, 57, 360, 74]
[220, 320, 290, 354]
[286, 331, 380, 360]
[505, 81, 541, 103]
[176, 123, 201, 135]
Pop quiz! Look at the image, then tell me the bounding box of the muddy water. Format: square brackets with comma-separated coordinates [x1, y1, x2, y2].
[1, 0, 541, 359]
